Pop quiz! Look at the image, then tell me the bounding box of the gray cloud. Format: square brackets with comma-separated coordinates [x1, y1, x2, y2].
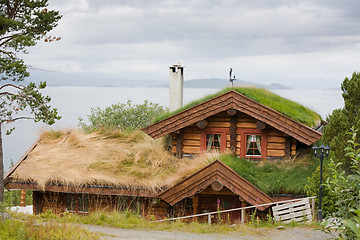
[23, 0, 360, 89]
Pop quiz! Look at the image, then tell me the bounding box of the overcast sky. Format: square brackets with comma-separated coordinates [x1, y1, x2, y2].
[23, 0, 360, 89]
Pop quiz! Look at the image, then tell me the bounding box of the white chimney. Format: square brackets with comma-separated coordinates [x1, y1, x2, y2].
[169, 63, 184, 112]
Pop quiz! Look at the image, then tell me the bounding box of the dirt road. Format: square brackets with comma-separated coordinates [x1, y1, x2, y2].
[80, 224, 335, 240]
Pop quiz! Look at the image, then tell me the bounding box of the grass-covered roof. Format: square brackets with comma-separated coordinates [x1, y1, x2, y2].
[8, 130, 213, 192]
[154, 87, 322, 128]
[8, 129, 316, 195]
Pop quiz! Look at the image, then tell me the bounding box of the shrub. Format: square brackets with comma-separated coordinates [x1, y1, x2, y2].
[324, 128, 360, 239]
[79, 100, 167, 132]
[304, 163, 336, 217]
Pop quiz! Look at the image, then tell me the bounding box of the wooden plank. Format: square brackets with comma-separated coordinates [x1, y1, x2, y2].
[267, 142, 285, 150]
[237, 122, 257, 128]
[183, 133, 201, 140]
[208, 122, 230, 128]
[182, 139, 200, 146]
[272, 198, 312, 223]
[182, 146, 201, 154]
[208, 117, 230, 122]
[267, 136, 286, 143]
[238, 117, 256, 123]
[267, 149, 285, 157]
[272, 199, 309, 211]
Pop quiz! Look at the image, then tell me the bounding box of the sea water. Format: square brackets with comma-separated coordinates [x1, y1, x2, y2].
[2, 87, 343, 172]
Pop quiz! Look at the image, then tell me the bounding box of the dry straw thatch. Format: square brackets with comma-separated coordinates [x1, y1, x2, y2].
[11, 129, 216, 192]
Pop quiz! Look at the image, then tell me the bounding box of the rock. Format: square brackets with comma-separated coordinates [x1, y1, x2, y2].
[276, 226, 285, 230]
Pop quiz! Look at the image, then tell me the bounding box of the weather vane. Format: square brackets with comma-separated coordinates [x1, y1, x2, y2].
[229, 68, 236, 88]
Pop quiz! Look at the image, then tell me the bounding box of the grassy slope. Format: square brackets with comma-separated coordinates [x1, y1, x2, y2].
[219, 154, 317, 195]
[153, 87, 322, 128]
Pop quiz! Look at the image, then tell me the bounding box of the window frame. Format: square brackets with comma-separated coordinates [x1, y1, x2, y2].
[237, 129, 267, 159]
[200, 128, 228, 153]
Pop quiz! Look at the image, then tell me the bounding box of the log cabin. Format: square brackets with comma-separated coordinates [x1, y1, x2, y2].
[142, 89, 322, 160]
[4, 87, 322, 224]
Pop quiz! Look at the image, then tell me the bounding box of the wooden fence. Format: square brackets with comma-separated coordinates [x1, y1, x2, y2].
[157, 196, 316, 225]
[272, 198, 313, 223]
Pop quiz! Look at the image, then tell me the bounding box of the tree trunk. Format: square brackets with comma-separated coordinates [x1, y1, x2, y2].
[0, 126, 4, 203]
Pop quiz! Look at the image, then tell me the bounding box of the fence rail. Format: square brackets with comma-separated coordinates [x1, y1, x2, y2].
[157, 196, 316, 225]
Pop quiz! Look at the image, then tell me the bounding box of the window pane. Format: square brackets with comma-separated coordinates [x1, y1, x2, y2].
[79, 194, 89, 212]
[206, 133, 221, 151]
[246, 135, 261, 156]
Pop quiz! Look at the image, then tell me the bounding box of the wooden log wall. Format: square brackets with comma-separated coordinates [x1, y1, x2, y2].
[37, 191, 66, 214]
[266, 128, 287, 157]
[32, 191, 171, 220]
[170, 111, 297, 158]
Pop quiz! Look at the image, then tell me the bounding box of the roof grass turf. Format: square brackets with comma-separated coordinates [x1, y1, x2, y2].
[153, 87, 322, 128]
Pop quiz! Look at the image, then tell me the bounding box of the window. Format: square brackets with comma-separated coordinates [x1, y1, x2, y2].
[66, 193, 89, 213]
[206, 133, 221, 151]
[246, 135, 261, 156]
[201, 128, 228, 152]
[237, 129, 267, 159]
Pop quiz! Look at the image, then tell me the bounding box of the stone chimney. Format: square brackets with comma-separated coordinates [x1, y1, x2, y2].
[169, 63, 184, 112]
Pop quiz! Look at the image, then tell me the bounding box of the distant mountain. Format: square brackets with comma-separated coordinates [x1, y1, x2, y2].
[24, 70, 291, 90]
[150, 78, 291, 90]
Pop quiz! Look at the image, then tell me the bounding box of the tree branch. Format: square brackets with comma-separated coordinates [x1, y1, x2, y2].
[1, 116, 34, 124]
[0, 83, 24, 91]
[0, 92, 15, 96]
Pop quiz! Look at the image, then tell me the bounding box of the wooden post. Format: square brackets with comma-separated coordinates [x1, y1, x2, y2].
[208, 214, 211, 225]
[20, 190, 26, 207]
[230, 115, 237, 154]
[311, 198, 315, 221]
[192, 195, 198, 222]
[241, 200, 246, 224]
[175, 132, 183, 158]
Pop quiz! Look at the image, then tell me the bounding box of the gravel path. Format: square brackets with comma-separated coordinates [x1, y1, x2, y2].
[80, 224, 335, 240]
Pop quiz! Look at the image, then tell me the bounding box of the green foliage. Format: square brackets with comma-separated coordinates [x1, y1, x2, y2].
[37, 210, 310, 234]
[0, 0, 62, 203]
[343, 209, 360, 239]
[220, 154, 318, 195]
[0, 214, 100, 240]
[0, 0, 62, 126]
[323, 72, 360, 169]
[79, 100, 167, 132]
[304, 164, 336, 217]
[3, 190, 32, 207]
[153, 87, 322, 128]
[324, 128, 360, 239]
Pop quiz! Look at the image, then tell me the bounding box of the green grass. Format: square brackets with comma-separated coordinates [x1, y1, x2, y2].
[0, 212, 100, 240]
[153, 87, 322, 128]
[37, 210, 318, 235]
[220, 154, 318, 195]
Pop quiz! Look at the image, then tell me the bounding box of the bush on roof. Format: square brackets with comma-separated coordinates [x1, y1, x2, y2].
[79, 100, 167, 132]
[153, 87, 322, 128]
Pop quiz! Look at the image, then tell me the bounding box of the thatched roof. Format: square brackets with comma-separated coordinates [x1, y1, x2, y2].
[5, 130, 214, 193]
